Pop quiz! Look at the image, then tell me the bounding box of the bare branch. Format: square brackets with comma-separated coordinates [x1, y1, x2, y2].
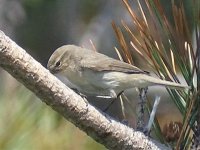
[0, 30, 170, 150]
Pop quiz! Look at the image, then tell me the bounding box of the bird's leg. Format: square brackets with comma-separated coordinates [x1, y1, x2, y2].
[103, 99, 115, 112]
[103, 90, 121, 112]
[136, 87, 148, 131]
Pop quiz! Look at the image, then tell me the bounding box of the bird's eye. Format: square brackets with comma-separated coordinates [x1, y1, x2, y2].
[55, 61, 61, 67]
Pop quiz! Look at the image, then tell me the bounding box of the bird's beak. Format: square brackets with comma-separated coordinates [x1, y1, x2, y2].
[47, 62, 55, 74]
[47, 63, 60, 74]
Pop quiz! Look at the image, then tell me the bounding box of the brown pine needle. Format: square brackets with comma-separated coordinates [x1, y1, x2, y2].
[112, 21, 134, 64]
[130, 41, 144, 57]
[137, 0, 148, 29]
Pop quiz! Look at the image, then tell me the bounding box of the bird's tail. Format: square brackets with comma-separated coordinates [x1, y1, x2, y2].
[140, 74, 190, 90]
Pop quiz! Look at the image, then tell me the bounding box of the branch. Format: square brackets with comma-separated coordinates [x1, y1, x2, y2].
[0, 30, 170, 150]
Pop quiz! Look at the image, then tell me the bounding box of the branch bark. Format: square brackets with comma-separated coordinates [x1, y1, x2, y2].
[0, 30, 170, 150]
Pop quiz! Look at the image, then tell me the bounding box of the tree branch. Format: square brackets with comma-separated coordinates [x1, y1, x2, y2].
[0, 30, 170, 150]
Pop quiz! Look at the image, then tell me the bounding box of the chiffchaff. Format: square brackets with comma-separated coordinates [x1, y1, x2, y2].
[47, 45, 189, 98]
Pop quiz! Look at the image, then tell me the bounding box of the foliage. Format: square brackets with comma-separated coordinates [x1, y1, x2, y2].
[113, 0, 200, 149]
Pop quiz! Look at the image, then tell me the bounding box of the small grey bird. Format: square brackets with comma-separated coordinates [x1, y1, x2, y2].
[47, 45, 189, 98]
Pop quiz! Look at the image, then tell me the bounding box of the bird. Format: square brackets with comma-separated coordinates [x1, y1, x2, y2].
[47, 45, 189, 99]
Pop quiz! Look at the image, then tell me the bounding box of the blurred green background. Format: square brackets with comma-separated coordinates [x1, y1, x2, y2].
[0, 71, 105, 150]
[0, 0, 126, 149]
[0, 0, 189, 149]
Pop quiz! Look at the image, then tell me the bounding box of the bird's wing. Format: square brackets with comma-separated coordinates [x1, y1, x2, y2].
[80, 51, 147, 74]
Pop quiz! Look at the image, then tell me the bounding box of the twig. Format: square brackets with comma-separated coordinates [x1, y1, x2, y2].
[145, 96, 161, 133]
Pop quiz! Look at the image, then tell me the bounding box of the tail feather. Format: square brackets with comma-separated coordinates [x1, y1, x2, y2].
[153, 79, 190, 89]
[141, 74, 190, 90]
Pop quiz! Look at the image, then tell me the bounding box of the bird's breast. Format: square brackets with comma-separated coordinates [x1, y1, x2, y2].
[56, 68, 102, 94]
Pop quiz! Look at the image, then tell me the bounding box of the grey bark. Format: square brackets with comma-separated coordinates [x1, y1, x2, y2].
[0, 30, 170, 150]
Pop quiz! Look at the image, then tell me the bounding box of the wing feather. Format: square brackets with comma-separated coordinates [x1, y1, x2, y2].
[79, 49, 147, 74]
